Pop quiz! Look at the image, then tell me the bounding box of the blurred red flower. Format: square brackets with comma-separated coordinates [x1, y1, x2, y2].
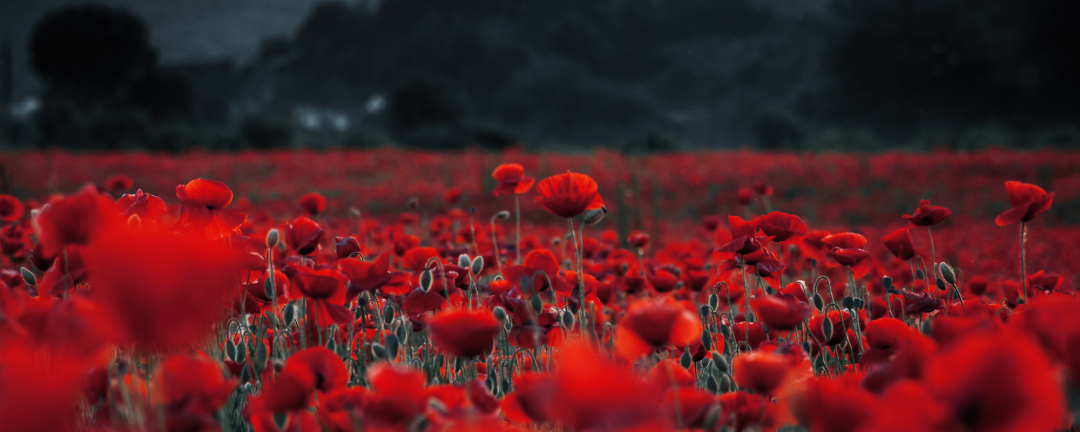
[154, 355, 238, 432]
[114, 189, 168, 220]
[299, 192, 326, 216]
[176, 178, 247, 238]
[881, 227, 915, 261]
[995, 181, 1054, 226]
[35, 185, 117, 256]
[286, 216, 325, 255]
[492, 163, 535, 196]
[615, 296, 701, 359]
[0, 194, 24, 222]
[902, 199, 951, 227]
[427, 308, 501, 358]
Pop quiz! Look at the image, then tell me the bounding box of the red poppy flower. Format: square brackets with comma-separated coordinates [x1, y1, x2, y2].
[1026, 270, 1063, 292]
[334, 236, 361, 259]
[732, 321, 770, 350]
[751, 294, 811, 331]
[821, 232, 867, 249]
[249, 366, 317, 413]
[492, 163, 536, 196]
[615, 296, 701, 359]
[284, 347, 349, 394]
[994, 181, 1054, 226]
[285, 217, 325, 255]
[828, 247, 870, 267]
[548, 343, 669, 430]
[808, 310, 861, 346]
[0, 344, 86, 432]
[90, 226, 242, 352]
[114, 189, 168, 220]
[503, 249, 564, 292]
[717, 392, 776, 432]
[789, 375, 876, 432]
[154, 355, 237, 432]
[299, 192, 326, 216]
[736, 188, 755, 206]
[427, 308, 501, 358]
[362, 363, 428, 429]
[927, 332, 1062, 432]
[902, 199, 951, 227]
[292, 267, 352, 324]
[902, 291, 945, 316]
[35, 185, 117, 256]
[340, 253, 410, 298]
[534, 171, 604, 218]
[176, 178, 247, 237]
[401, 247, 439, 273]
[755, 211, 807, 243]
[628, 231, 650, 248]
[753, 180, 774, 196]
[716, 216, 772, 257]
[733, 351, 793, 396]
[0, 194, 24, 222]
[881, 228, 915, 261]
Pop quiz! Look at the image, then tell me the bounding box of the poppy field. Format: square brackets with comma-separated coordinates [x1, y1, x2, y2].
[2, 148, 1080, 432]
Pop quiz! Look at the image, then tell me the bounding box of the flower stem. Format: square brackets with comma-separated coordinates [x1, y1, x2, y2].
[926, 226, 937, 281]
[515, 194, 522, 265]
[1020, 221, 1028, 303]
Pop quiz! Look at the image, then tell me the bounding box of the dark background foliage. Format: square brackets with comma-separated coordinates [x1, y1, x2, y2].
[0, 0, 1077, 151]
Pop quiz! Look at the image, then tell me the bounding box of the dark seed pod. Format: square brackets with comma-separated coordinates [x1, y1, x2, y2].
[283, 303, 296, 327]
[256, 342, 268, 366]
[720, 375, 731, 393]
[420, 270, 433, 292]
[842, 296, 854, 310]
[853, 298, 864, 310]
[583, 206, 607, 225]
[395, 322, 407, 341]
[493, 306, 508, 322]
[813, 293, 824, 311]
[458, 254, 471, 269]
[561, 310, 575, 329]
[495, 211, 510, 220]
[706, 375, 719, 393]
[680, 349, 693, 369]
[708, 294, 719, 310]
[711, 352, 729, 374]
[822, 318, 834, 341]
[704, 405, 722, 430]
[915, 269, 925, 280]
[273, 412, 289, 430]
[935, 278, 947, 291]
[939, 262, 956, 285]
[699, 304, 712, 318]
[720, 324, 731, 338]
[264, 278, 276, 300]
[382, 304, 395, 323]
[471, 256, 484, 275]
[235, 343, 247, 364]
[226, 339, 237, 361]
[701, 329, 713, 351]
[20, 268, 36, 286]
[371, 343, 387, 360]
[385, 334, 400, 360]
[266, 229, 280, 249]
[921, 319, 932, 336]
[882, 276, 893, 289]
[802, 341, 811, 354]
[530, 293, 543, 313]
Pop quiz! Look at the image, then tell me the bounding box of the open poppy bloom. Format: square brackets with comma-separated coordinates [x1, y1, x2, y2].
[286, 217, 325, 255]
[35, 185, 117, 256]
[615, 296, 701, 359]
[339, 253, 409, 299]
[902, 199, 951, 227]
[299, 192, 326, 216]
[427, 308, 501, 358]
[492, 163, 536, 196]
[153, 354, 238, 432]
[881, 227, 916, 261]
[994, 181, 1054, 226]
[0, 194, 24, 222]
[751, 293, 810, 332]
[283, 347, 349, 394]
[291, 267, 353, 325]
[534, 171, 604, 218]
[362, 363, 428, 430]
[176, 178, 247, 238]
[716, 216, 772, 258]
[114, 190, 168, 221]
[755, 211, 807, 243]
[503, 249, 567, 292]
[1026, 270, 1063, 292]
[733, 351, 795, 396]
[717, 392, 776, 432]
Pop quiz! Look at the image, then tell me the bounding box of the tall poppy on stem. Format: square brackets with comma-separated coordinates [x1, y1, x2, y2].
[902, 199, 950, 281]
[822, 232, 871, 297]
[535, 170, 603, 338]
[717, 216, 773, 330]
[493, 163, 535, 265]
[755, 211, 806, 288]
[176, 178, 247, 239]
[882, 227, 919, 290]
[994, 181, 1053, 303]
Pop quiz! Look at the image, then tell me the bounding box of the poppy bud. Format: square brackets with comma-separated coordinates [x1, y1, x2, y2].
[708, 293, 719, 310]
[530, 293, 543, 313]
[273, 412, 289, 430]
[802, 341, 811, 354]
[283, 303, 296, 327]
[20, 267, 36, 286]
[127, 214, 141, 228]
[418, 270, 433, 293]
[822, 318, 834, 341]
[495, 211, 510, 220]
[264, 278, 276, 300]
[935, 278, 947, 291]
[711, 352, 729, 374]
[471, 256, 484, 275]
[385, 334, 400, 360]
[583, 206, 607, 225]
[561, 309, 575, 329]
[255, 343, 268, 367]
[921, 319, 932, 336]
[882, 276, 893, 289]
[720, 324, 732, 338]
[493, 306, 507, 322]
[842, 296, 854, 309]
[702, 329, 713, 350]
[371, 343, 387, 360]
[853, 298, 864, 310]
[680, 349, 693, 369]
[226, 339, 238, 361]
[328, 337, 337, 352]
[350, 207, 362, 218]
[706, 375, 719, 393]
[704, 405, 722, 430]
[382, 304, 395, 324]
[266, 229, 280, 249]
[395, 322, 407, 341]
[915, 269, 925, 280]
[458, 254, 471, 268]
[813, 293, 824, 311]
[939, 262, 956, 285]
[553, 237, 561, 246]
[720, 375, 732, 393]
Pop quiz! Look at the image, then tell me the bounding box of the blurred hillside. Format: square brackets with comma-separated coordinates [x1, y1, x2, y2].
[1, 0, 1078, 151]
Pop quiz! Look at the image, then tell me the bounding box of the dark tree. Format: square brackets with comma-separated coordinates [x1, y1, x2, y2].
[30, 5, 156, 99]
